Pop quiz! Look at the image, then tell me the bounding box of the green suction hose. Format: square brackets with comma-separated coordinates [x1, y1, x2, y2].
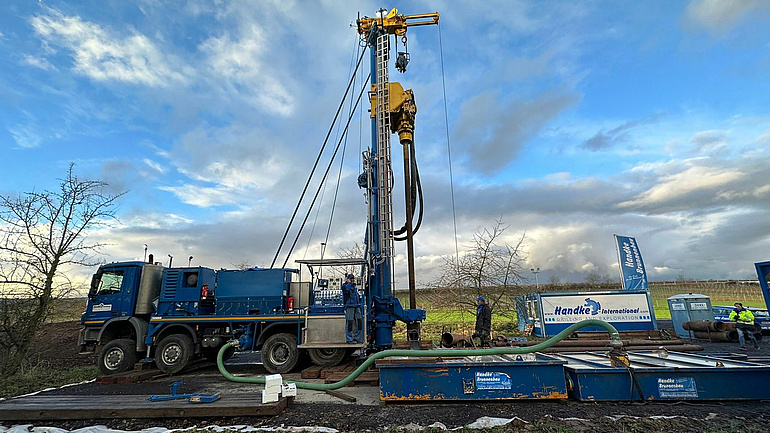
[217, 319, 621, 391]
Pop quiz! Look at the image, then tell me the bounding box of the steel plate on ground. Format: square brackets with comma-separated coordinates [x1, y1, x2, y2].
[377, 353, 567, 401]
[554, 350, 770, 401]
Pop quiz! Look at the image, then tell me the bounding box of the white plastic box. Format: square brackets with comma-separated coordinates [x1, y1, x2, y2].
[261, 389, 279, 403]
[281, 383, 297, 397]
[264, 374, 283, 393]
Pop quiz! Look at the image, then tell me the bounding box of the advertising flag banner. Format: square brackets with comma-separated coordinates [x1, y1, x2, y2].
[614, 235, 649, 290]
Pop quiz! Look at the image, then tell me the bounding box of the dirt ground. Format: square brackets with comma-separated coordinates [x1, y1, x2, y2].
[6, 320, 770, 432]
[26, 320, 97, 369]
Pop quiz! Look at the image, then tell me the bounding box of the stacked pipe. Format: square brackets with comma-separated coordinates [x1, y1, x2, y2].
[683, 320, 762, 342]
[482, 330, 702, 352]
[440, 333, 470, 348]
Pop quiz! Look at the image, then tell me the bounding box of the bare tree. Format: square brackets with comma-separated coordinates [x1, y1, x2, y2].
[231, 261, 253, 270]
[0, 164, 123, 376]
[547, 275, 561, 287]
[330, 242, 365, 279]
[433, 219, 527, 316]
[584, 271, 603, 286]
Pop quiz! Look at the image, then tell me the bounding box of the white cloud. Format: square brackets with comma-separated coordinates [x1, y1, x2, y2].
[142, 158, 165, 174]
[690, 130, 728, 154]
[117, 212, 194, 230]
[683, 0, 769, 35]
[619, 165, 745, 209]
[22, 54, 56, 71]
[177, 159, 283, 191]
[199, 25, 293, 115]
[755, 133, 770, 145]
[158, 184, 241, 208]
[8, 123, 42, 148]
[653, 266, 675, 275]
[30, 8, 187, 86]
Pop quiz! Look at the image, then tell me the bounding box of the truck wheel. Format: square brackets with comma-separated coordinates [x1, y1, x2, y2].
[262, 333, 299, 373]
[99, 339, 137, 375]
[308, 348, 346, 367]
[156, 334, 193, 374]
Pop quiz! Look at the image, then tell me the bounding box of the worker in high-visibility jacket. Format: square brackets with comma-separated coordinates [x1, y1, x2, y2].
[729, 302, 759, 351]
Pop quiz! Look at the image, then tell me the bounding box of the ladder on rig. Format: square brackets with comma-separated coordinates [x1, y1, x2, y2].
[374, 32, 394, 278]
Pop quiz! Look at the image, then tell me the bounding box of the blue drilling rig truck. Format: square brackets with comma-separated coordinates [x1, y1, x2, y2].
[79, 259, 383, 374]
[78, 8, 439, 376]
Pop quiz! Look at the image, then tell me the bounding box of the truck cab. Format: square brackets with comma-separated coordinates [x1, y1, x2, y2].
[79, 261, 163, 373]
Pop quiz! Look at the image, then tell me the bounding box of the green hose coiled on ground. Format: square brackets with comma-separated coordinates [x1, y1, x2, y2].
[217, 319, 621, 391]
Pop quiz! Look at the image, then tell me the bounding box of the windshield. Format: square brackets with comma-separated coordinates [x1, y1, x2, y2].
[93, 270, 125, 296]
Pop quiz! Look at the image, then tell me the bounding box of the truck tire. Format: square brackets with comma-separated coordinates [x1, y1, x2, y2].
[308, 348, 347, 367]
[262, 333, 299, 373]
[99, 339, 137, 375]
[155, 334, 193, 374]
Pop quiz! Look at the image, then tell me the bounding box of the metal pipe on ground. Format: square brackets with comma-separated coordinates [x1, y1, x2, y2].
[694, 329, 760, 342]
[514, 339, 685, 347]
[539, 344, 704, 353]
[723, 322, 762, 334]
[683, 320, 727, 332]
[571, 330, 662, 340]
[693, 331, 733, 341]
[440, 333, 468, 348]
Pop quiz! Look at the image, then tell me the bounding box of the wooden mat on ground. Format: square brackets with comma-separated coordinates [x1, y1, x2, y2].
[0, 394, 288, 421]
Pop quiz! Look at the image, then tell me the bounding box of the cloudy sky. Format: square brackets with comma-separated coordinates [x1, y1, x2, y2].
[2, 0, 770, 289]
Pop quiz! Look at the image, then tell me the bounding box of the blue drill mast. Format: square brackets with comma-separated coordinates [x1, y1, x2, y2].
[356, 9, 439, 348]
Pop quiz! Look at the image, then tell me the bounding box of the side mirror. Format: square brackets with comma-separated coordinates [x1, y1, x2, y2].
[88, 273, 100, 299]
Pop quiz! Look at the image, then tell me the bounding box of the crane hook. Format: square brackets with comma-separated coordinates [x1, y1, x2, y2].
[396, 35, 409, 73]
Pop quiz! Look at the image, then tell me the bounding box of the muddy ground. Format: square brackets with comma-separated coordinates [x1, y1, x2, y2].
[6, 321, 770, 432]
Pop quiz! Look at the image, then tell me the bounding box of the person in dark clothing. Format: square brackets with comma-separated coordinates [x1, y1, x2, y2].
[341, 273, 363, 343]
[473, 296, 492, 347]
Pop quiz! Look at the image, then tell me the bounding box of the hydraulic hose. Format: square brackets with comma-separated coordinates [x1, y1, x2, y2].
[217, 319, 622, 391]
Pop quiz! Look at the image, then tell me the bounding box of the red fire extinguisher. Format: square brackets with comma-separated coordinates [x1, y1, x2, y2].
[287, 295, 294, 311]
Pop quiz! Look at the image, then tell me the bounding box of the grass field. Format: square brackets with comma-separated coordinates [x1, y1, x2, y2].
[393, 281, 768, 343]
[47, 298, 87, 322]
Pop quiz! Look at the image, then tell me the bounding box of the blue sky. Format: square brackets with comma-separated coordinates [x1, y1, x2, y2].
[2, 0, 770, 288]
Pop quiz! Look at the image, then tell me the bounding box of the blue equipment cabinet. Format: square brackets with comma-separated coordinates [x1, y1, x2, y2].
[667, 293, 712, 338]
[156, 267, 216, 316]
[556, 351, 770, 401]
[215, 268, 294, 315]
[378, 354, 568, 401]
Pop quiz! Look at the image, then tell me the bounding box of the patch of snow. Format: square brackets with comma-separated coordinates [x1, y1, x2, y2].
[465, 417, 521, 429]
[13, 380, 96, 399]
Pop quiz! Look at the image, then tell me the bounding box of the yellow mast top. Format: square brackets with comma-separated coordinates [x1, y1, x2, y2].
[357, 8, 439, 36]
